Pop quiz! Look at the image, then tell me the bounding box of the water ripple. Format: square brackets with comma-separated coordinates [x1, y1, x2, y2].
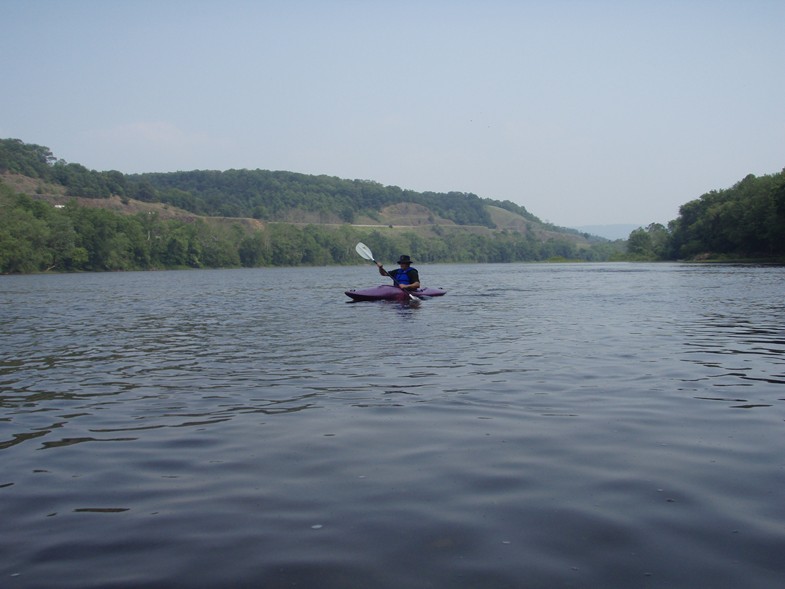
[1, 265, 784, 588]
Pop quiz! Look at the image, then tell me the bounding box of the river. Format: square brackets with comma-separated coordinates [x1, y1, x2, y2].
[1, 262, 784, 588]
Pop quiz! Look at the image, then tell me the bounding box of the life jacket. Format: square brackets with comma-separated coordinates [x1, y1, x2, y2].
[392, 267, 417, 285]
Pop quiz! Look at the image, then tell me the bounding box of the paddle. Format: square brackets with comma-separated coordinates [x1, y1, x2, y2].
[355, 242, 421, 301]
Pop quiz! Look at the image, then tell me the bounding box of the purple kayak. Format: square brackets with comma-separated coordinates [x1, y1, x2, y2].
[345, 284, 447, 302]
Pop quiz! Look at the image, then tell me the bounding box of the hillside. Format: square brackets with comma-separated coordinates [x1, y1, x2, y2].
[3, 170, 596, 248]
[0, 138, 596, 233]
[1, 138, 629, 273]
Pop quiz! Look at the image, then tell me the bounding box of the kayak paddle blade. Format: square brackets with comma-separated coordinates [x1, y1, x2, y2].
[355, 242, 375, 262]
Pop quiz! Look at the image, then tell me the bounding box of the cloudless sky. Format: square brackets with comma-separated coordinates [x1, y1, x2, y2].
[2, 0, 783, 226]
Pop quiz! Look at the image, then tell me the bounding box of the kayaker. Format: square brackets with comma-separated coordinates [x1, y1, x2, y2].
[377, 255, 421, 291]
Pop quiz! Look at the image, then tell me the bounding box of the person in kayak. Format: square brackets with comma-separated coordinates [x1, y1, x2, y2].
[377, 254, 421, 291]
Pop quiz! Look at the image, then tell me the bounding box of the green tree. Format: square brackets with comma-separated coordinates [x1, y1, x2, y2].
[668, 171, 785, 259]
[0, 208, 52, 272]
[239, 233, 270, 267]
[627, 223, 669, 260]
[0, 138, 56, 178]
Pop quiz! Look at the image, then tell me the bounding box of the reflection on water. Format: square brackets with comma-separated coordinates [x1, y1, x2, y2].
[1, 264, 784, 588]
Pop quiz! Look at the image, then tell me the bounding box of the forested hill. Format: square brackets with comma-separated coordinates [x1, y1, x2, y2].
[1, 138, 621, 274]
[669, 171, 785, 259]
[131, 169, 533, 228]
[3, 138, 783, 273]
[627, 170, 785, 261]
[0, 137, 539, 228]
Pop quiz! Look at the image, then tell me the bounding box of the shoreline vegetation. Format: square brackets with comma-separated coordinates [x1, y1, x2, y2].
[1, 138, 783, 274]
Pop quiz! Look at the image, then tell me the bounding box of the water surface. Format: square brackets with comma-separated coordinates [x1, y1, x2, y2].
[2, 263, 784, 588]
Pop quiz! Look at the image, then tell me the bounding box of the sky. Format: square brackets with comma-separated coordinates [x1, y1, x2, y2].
[2, 0, 784, 227]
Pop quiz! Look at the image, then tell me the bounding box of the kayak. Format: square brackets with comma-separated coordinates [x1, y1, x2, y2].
[345, 285, 447, 302]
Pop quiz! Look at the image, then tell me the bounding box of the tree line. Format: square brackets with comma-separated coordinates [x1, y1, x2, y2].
[626, 170, 785, 260]
[7, 137, 781, 269]
[0, 181, 616, 274]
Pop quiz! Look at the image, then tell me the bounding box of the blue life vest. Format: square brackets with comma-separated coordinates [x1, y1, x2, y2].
[391, 267, 417, 285]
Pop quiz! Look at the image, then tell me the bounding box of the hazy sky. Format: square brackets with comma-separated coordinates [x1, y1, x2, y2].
[2, 0, 783, 227]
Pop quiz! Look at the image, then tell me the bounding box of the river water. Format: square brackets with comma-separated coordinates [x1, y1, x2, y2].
[1, 263, 784, 588]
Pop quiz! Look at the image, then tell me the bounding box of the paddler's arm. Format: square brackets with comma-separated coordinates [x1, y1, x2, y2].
[376, 262, 389, 277]
[400, 269, 420, 290]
